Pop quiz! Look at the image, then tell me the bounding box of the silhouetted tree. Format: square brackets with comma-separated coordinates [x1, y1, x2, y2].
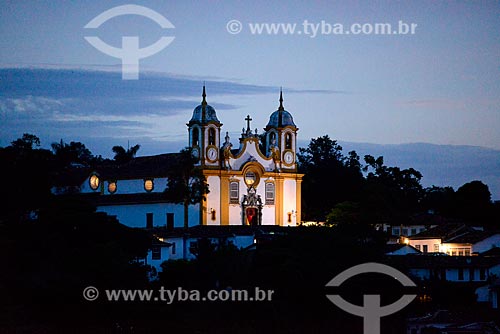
[298, 135, 364, 222]
[112, 144, 141, 164]
[51, 139, 95, 167]
[164, 147, 209, 228]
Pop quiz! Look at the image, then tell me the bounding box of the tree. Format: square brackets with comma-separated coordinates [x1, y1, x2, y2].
[362, 155, 423, 220]
[112, 144, 141, 164]
[164, 148, 209, 229]
[454, 180, 492, 224]
[10, 133, 41, 151]
[51, 139, 94, 167]
[0, 134, 53, 224]
[297, 135, 364, 222]
[421, 186, 456, 215]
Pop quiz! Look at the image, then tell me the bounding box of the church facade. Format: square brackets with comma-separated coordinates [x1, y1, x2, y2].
[68, 87, 303, 229]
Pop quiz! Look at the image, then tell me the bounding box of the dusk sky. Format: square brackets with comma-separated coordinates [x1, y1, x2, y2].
[1, 1, 499, 197]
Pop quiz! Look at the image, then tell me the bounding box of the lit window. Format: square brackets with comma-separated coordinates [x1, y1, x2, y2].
[89, 174, 100, 190]
[108, 181, 117, 194]
[230, 181, 239, 204]
[144, 179, 154, 192]
[265, 182, 275, 205]
[244, 170, 259, 187]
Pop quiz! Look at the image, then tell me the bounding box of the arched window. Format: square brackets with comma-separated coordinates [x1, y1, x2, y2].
[229, 181, 239, 204]
[208, 128, 216, 146]
[192, 128, 199, 146]
[265, 182, 275, 205]
[285, 133, 292, 149]
[269, 132, 276, 144]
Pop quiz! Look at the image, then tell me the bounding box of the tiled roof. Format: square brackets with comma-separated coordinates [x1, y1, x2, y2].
[52, 153, 181, 187]
[97, 153, 180, 180]
[409, 223, 470, 240]
[445, 230, 500, 244]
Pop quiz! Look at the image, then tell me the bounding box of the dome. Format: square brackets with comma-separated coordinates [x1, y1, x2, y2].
[265, 90, 296, 129]
[266, 109, 296, 128]
[188, 85, 220, 124]
[190, 104, 219, 123]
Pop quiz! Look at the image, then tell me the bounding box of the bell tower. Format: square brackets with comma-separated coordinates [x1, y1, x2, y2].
[264, 89, 298, 170]
[187, 85, 222, 167]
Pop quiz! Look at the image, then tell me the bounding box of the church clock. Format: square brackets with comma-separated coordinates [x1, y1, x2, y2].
[206, 146, 218, 162]
[283, 150, 294, 165]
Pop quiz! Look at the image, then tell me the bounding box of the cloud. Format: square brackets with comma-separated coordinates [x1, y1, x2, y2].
[0, 65, 339, 150]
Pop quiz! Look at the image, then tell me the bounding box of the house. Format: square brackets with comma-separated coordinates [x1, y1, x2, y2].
[387, 254, 499, 283]
[407, 223, 500, 256]
[142, 225, 287, 271]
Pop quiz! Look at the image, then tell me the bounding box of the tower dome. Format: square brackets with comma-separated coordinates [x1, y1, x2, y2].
[188, 85, 220, 125]
[265, 89, 296, 130]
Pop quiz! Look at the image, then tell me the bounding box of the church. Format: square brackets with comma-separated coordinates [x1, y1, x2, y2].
[60, 87, 303, 232]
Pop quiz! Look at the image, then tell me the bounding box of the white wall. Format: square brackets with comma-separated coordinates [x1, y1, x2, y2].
[283, 179, 297, 226]
[206, 175, 221, 225]
[97, 203, 200, 228]
[408, 238, 442, 253]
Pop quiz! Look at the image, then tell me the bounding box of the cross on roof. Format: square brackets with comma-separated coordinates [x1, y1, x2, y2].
[245, 115, 252, 131]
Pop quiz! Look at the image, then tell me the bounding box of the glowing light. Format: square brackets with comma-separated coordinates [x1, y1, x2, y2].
[89, 174, 100, 190]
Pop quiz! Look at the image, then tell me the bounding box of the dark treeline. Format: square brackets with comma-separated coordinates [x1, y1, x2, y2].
[298, 135, 499, 230]
[0, 133, 498, 333]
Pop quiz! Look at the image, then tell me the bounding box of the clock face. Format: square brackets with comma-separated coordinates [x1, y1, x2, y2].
[207, 147, 218, 161]
[284, 151, 294, 164]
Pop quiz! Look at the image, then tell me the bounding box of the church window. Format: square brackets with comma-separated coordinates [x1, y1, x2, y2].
[285, 133, 292, 149]
[144, 179, 154, 192]
[108, 181, 117, 194]
[230, 182, 239, 204]
[192, 128, 199, 146]
[208, 128, 216, 145]
[89, 174, 100, 190]
[146, 213, 153, 229]
[265, 183, 275, 205]
[269, 132, 276, 144]
[244, 170, 259, 187]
